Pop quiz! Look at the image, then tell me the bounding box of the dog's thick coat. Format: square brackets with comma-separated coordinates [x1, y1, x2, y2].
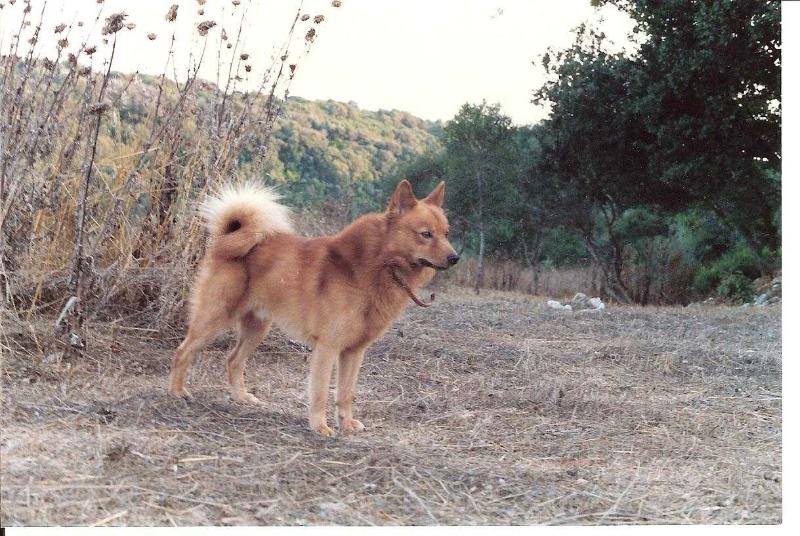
[168, 180, 457, 436]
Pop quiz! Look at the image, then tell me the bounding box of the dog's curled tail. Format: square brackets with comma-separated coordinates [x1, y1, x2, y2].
[199, 183, 293, 260]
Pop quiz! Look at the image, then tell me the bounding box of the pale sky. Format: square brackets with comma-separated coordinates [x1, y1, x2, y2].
[0, 0, 635, 125]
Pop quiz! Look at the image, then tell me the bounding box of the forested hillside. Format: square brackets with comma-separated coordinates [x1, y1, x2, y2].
[104, 73, 441, 217]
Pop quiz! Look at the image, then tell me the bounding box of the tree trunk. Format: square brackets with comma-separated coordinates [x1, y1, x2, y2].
[474, 167, 486, 295]
[581, 232, 633, 305]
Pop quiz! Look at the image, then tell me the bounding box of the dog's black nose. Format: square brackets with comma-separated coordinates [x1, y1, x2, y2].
[447, 254, 460, 266]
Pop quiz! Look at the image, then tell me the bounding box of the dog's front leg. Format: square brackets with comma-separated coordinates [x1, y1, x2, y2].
[308, 344, 338, 437]
[336, 347, 367, 433]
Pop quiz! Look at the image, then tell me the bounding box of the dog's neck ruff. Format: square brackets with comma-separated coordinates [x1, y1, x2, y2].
[385, 263, 435, 308]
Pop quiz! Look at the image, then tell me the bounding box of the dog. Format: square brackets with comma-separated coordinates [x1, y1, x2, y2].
[168, 179, 458, 436]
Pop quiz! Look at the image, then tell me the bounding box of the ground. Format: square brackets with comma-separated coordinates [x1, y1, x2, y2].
[1, 289, 781, 525]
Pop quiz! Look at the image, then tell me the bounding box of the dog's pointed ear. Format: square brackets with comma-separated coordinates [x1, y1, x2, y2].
[423, 181, 445, 207]
[386, 179, 417, 214]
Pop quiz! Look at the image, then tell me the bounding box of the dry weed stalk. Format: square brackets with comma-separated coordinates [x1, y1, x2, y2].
[1, 0, 333, 354]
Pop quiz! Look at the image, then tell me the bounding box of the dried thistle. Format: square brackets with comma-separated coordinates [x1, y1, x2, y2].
[84, 45, 97, 55]
[54, 23, 66, 34]
[198, 9, 204, 15]
[67, 53, 77, 65]
[147, 33, 157, 41]
[240, 53, 249, 60]
[125, 22, 136, 30]
[89, 101, 111, 115]
[313, 15, 324, 24]
[79, 66, 92, 77]
[102, 12, 127, 35]
[232, 0, 241, 5]
[197, 21, 217, 36]
[165, 4, 178, 22]
[57, 37, 68, 48]
[27, 36, 37, 45]
[244, 64, 251, 72]
[226, 43, 232, 49]
[42, 57, 55, 70]
[289, 64, 296, 75]
[301, 14, 310, 21]
[304, 28, 316, 43]
[332, 0, 342, 7]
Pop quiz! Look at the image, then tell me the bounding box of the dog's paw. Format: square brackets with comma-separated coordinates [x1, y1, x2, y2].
[339, 418, 365, 434]
[312, 423, 336, 437]
[168, 386, 192, 400]
[231, 392, 266, 406]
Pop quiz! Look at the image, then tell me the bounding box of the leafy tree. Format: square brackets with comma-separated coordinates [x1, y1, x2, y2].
[538, 0, 780, 272]
[442, 102, 521, 293]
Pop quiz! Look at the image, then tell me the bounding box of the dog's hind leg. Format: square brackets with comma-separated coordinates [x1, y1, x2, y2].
[308, 343, 339, 437]
[336, 346, 367, 434]
[168, 324, 221, 399]
[169, 304, 234, 399]
[226, 310, 272, 404]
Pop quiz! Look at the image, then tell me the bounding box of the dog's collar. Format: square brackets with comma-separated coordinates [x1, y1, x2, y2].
[384, 263, 435, 308]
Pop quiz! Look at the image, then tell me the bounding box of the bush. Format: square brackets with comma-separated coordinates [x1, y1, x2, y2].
[693, 243, 760, 296]
[716, 271, 754, 304]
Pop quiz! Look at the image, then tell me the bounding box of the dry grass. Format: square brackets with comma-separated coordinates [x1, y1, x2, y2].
[446, 257, 602, 300]
[1, 289, 781, 525]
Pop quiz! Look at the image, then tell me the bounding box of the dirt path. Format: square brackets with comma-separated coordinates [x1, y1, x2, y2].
[1, 290, 781, 525]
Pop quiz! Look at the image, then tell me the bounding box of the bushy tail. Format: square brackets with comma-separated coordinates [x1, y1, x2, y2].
[199, 183, 293, 259]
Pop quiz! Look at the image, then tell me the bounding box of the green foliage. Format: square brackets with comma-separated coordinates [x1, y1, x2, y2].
[270, 98, 441, 213]
[535, 0, 781, 272]
[540, 228, 590, 268]
[715, 272, 755, 304]
[693, 243, 761, 295]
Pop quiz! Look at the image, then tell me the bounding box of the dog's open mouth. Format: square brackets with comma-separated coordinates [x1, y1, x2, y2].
[418, 258, 449, 270]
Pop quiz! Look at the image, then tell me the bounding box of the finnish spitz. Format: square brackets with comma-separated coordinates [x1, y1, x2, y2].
[169, 180, 458, 436]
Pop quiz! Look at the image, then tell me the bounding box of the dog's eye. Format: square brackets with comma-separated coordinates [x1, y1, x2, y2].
[420, 231, 433, 239]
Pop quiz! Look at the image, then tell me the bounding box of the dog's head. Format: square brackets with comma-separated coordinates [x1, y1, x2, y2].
[384, 179, 459, 270]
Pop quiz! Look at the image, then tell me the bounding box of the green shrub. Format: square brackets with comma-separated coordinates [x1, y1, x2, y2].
[716, 271, 754, 304]
[693, 243, 760, 294]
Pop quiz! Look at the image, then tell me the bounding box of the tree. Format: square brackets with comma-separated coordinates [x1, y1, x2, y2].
[442, 102, 519, 293]
[537, 1, 780, 273]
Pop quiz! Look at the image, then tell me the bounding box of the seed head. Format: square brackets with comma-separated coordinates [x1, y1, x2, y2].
[102, 12, 127, 35]
[54, 23, 66, 34]
[313, 15, 324, 24]
[89, 100, 112, 115]
[147, 33, 157, 41]
[165, 4, 178, 22]
[197, 21, 217, 36]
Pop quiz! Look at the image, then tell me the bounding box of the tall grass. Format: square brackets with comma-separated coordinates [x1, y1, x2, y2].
[1, 1, 339, 352]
